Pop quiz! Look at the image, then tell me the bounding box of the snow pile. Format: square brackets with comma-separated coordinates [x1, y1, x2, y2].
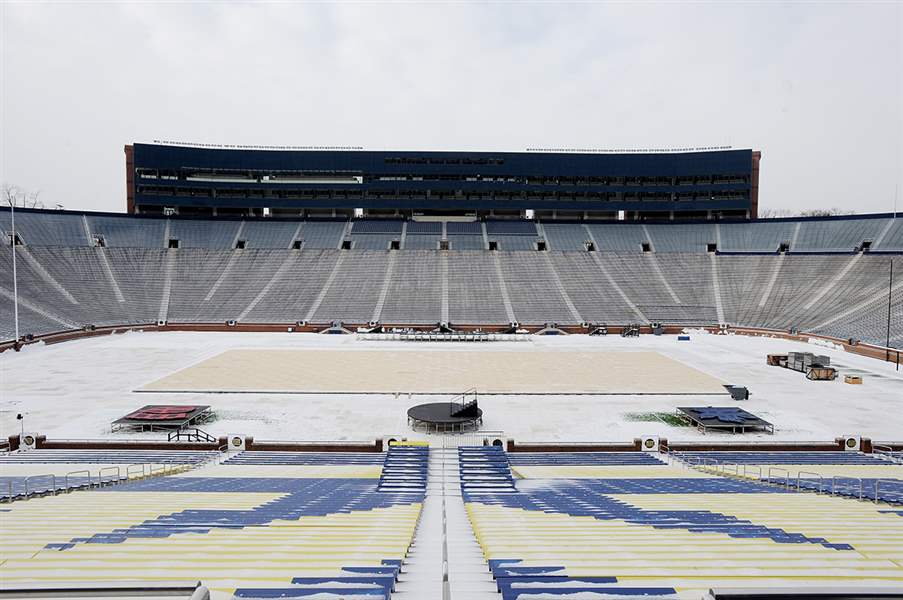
[807, 337, 845, 352]
[681, 327, 709, 335]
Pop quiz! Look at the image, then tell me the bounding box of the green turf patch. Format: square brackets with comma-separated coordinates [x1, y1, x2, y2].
[623, 412, 688, 427]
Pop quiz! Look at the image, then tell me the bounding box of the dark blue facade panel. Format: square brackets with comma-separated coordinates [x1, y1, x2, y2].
[134, 144, 752, 178]
[132, 144, 753, 214]
[136, 177, 750, 195]
[134, 194, 749, 213]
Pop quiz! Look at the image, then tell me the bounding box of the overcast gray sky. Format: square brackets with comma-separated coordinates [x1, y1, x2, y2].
[1, 1, 901, 215]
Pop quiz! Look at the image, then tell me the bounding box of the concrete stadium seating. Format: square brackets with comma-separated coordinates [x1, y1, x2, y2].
[2, 210, 901, 346]
[0, 449, 220, 500]
[170, 220, 243, 249]
[465, 448, 903, 598]
[297, 221, 347, 249]
[3, 444, 901, 598]
[239, 220, 300, 249]
[0, 448, 423, 599]
[88, 215, 167, 248]
[677, 451, 903, 504]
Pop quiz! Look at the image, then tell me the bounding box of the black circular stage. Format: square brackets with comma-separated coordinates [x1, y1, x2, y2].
[407, 401, 483, 433]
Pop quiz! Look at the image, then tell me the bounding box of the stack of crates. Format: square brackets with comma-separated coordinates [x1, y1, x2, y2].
[787, 352, 830, 373]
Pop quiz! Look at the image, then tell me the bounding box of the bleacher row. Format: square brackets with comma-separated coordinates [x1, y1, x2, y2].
[3, 210, 903, 252]
[1, 244, 900, 346]
[0, 447, 425, 600]
[675, 451, 903, 505]
[463, 448, 903, 599]
[2, 447, 902, 598]
[0, 449, 220, 499]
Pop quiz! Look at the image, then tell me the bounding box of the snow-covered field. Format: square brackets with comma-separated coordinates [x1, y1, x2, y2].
[2, 330, 902, 443]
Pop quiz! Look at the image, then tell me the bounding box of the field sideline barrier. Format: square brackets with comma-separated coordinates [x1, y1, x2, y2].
[2, 320, 899, 368]
[6, 434, 386, 453]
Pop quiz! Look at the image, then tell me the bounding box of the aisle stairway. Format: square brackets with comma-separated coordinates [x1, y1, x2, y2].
[393, 445, 499, 600]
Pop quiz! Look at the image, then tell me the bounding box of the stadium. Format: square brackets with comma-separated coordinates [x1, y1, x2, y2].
[2, 142, 902, 600]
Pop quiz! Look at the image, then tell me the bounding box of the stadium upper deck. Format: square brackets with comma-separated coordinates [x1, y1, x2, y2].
[126, 144, 760, 220]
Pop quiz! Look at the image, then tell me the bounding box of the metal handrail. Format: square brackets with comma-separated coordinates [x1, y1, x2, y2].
[701, 458, 719, 473]
[722, 463, 740, 477]
[832, 475, 864, 500]
[65, 470, 91, 491]
[24, 474, 55, 497]
[768, 466, 791, 487]
[127, 463, 146, 479]
[872, 445, 903, 464]
[98, 466, 121, 486]
[874, 479, 896, 504]
[5, 446, 226, 504]
[796, 471, 826, 493]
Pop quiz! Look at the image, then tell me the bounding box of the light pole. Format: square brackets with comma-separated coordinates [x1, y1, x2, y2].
[10, 198, 19, 342]
[886, 257, 895, 364]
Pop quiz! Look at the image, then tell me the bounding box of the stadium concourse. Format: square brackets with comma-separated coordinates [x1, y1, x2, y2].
[2, 209, 903, 600]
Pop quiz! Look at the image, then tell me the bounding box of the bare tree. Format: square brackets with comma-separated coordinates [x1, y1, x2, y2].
[757, 208, 797, 219]
[798, 208, 857, 217]
[758, 207, 857, 219]
[2, 183, 44, 209]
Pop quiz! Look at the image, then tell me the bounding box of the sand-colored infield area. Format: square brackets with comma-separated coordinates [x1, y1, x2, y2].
[140, 349, 726, 394]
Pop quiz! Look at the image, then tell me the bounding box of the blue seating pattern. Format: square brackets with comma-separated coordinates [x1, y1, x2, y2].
[48, 477, 421, 548]
[508, 452, 665, 466]
[468, 450, 903, 595]
[1, 451, 424, 598]
[485, 220, 539, 236]
[351, 220, 404, 234]
[0, 449, 218, 464]
[459, 446, 516, 495]
[377, 444, 428, 494]
[764, 477, 903, 505]
[680, 451, 903, 505]
[468, 478, 851, 550]
[405, 221, 442, 235]
[465, 451, 860, 553]
[446, 221, 483, 235]
[488, 560, 678, 600]
[675, 451, 892, 465]
[231, 559, 403, 599]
